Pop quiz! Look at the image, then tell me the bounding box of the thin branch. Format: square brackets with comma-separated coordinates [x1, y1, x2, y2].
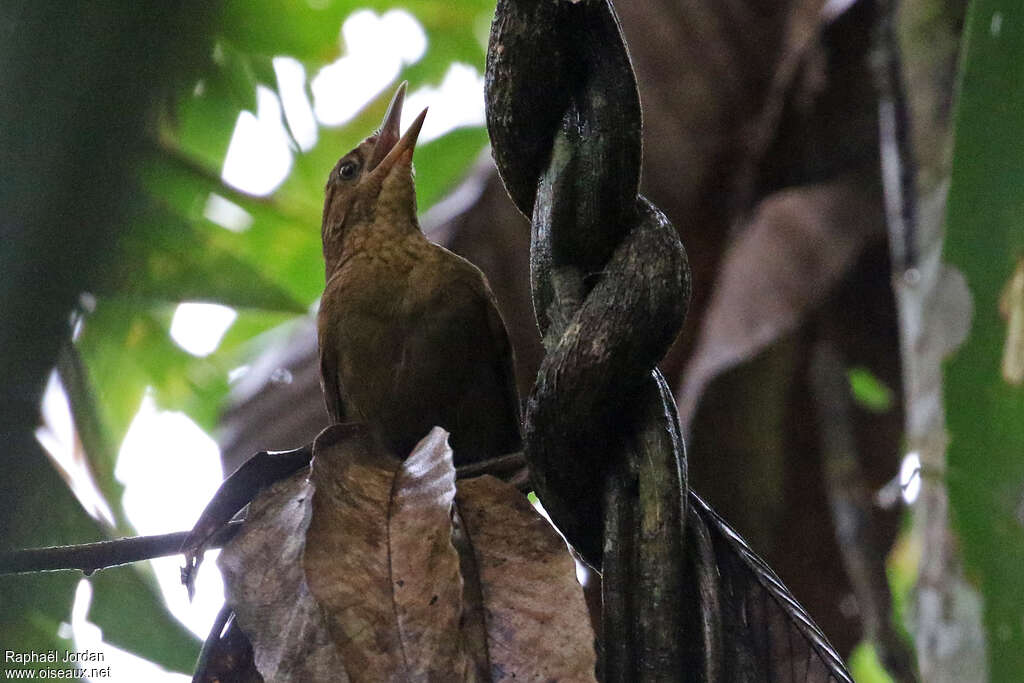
[874, 0, 919, 272]
[455, 451, 529, 491]
[0, 521, 242, 576]
[0, 449, 528, 579]
[873, 0, 987, 679]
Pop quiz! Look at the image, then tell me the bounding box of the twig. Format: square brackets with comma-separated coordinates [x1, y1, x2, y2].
[455, 450, 529, 491]
[872, 0, 987, 679]
[0, 521, 242, 576]
[0, 451, 528, 577]
[874, 0, 918, 272]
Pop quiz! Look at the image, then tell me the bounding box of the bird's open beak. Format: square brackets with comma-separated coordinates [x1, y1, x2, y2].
[367, 81, 427, 176]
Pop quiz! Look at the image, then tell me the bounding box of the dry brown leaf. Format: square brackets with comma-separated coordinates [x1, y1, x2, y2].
[302, 424, 474, 682]
[455, 476, 596, 682]
[677, 174, 883, 428]
[218, 467, 348, 682]
[218, 424, 594, 681]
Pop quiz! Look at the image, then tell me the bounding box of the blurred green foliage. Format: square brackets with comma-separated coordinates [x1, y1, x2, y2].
[5, 0, 493, 676]
[945, 0, 1024, 678]
[849, 642, 897, 683]
[847, 367, 896, 413]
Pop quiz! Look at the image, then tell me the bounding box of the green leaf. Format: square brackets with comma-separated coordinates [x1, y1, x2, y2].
[144, 150, 325, 307]
[56, 345, 133, 536]
[76, 301, 232, 444]
[357, 1, 491, 84]
[210, 41, 259, 114]
[89, 567, 201, 675]
[944, 0, 1024, 678]
[214, 308, 301, 360]
[217, 0, 347, 60]
[0, 450, 199, 679]
[249, 53, 279, 90]
[848, 642, 897, 683]
[360, 0, 495, 31]
[172, 73, 241, 172]
[847, 367, 895, 413]
[414, 125, 488, 211]
[76, 305, 151, 452]
[0, 573, 77, 678]
[104, 199, 307, 314]
[1, 447, 95, 679]
[402, 28, 485, 85]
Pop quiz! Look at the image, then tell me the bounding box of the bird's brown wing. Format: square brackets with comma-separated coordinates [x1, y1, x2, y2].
[317, 327, 344, 424]
[439, 262, 524, 463]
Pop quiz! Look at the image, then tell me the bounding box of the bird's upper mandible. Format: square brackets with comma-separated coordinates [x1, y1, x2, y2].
[320, 82, 428, 277]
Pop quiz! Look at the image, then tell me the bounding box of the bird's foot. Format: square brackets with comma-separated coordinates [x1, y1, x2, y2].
[179, 443, 313, 599]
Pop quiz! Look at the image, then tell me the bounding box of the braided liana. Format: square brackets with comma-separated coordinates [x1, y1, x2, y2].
[484, 1, 853, 681]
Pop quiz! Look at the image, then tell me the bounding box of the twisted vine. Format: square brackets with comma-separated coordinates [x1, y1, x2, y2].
[486, 0, 691, 677]
[487, 0, 689, 571]
[485, 2, 857, 681]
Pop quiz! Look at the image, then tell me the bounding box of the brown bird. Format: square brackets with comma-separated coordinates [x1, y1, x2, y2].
[317, 82, 522, 465]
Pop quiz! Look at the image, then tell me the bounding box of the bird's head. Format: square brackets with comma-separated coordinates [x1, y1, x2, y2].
[321, 81, 427, 268]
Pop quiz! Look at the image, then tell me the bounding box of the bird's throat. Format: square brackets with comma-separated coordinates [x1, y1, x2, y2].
[324, 211, 426, 280]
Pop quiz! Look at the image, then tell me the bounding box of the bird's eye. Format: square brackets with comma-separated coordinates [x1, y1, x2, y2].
[338, 161, 359, 180]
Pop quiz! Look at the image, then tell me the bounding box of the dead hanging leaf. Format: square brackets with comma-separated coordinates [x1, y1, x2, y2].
[455, 476, 597, 682]
[677, 174, 883, 428]
[303, 424, 473, 682]
[217, 467, 348, 683]
[218, 423, 593, 681]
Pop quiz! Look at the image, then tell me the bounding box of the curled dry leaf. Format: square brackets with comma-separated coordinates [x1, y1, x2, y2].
[303, 424, 473, 681]
[218, 423, 594, 682]
[456, 475, 596, 682]
[217, 466, 347, 683]
[677, 174, 883, 428]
